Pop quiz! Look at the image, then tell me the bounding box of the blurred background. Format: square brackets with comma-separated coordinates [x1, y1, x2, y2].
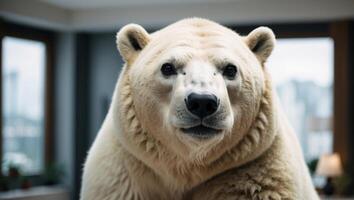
[0, 0, 353, 199]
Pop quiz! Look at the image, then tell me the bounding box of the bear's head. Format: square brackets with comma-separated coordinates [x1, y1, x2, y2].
[113, 18, 276, 172]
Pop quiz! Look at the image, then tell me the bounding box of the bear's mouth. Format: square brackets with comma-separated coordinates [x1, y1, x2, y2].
[181, 125, 222, 139]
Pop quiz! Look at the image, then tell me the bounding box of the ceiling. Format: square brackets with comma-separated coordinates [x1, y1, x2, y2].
[40, 0, 237, 9]
[0, 0, 354, 32]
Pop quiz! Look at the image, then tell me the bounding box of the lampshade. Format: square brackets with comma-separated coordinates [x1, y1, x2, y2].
[316, 153, 343, 177]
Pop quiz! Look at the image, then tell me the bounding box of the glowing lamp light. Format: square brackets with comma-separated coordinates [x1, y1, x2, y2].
[316, 153, 343, 196]
[316, 153, 343, 177]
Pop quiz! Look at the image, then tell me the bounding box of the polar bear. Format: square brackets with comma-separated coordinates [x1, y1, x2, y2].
[80, 18, 319, 200]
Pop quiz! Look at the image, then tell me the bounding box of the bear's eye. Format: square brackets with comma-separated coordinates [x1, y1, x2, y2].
[161, 63, 177, 77]
[222, 64, 237, 80]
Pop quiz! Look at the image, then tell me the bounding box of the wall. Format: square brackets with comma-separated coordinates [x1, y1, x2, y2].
[54, 32, 76, 193]
[88, 32, 123, 144]
[53, 31, 123, 199]
[347, 20, 354, 193]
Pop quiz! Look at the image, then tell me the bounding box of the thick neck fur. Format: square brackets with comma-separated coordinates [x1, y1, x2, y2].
[111, 67, 277, 192]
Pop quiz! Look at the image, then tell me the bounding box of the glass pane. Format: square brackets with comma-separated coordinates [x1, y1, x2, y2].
[267, 38, 334, 186]
[2, 36, 46, 175]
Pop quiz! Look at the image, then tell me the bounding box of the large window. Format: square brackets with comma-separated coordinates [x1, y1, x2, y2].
[0, 24, 53, 176]
[267, 37, 334, 186]
[1, 37, 46, 175]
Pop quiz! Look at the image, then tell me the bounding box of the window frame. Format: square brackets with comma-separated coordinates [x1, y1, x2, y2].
[0, 20, 54, 177]
[229, 21, 351, 167]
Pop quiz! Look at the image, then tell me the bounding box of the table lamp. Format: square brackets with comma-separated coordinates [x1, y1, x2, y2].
[316, 153, 343, 196]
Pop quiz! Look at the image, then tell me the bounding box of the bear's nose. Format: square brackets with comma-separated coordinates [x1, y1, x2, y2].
[185, 93, 219, 119]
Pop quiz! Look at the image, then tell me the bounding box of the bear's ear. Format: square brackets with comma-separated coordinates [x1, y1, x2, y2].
[116, 24, 150, 64]
[245, 27, 275, 64]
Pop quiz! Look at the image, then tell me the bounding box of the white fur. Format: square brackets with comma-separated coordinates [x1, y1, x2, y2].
[80, 18, 319, 200]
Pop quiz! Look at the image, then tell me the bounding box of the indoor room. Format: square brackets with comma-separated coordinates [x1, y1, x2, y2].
[0, 0, 353, 199]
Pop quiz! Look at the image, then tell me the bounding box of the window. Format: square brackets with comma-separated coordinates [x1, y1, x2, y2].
[267, 38, 334, 186]
[1, 36, 46, 175]
[0, 24, 53, 176]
